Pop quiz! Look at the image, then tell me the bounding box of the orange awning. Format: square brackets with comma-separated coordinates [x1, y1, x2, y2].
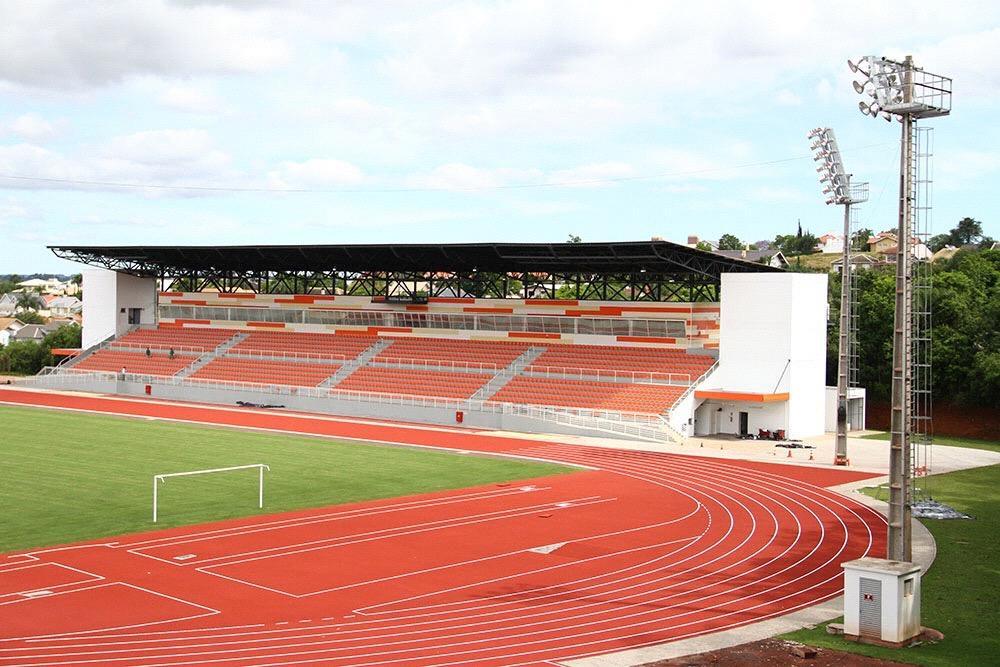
[694, 390, 789, 403]
[49, 348, 81, 357]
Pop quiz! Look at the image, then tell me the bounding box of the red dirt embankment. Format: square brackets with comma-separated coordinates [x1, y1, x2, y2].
[867, 401, 999, 440]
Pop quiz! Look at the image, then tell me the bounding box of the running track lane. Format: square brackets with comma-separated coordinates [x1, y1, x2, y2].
[0, 388, 885, 666]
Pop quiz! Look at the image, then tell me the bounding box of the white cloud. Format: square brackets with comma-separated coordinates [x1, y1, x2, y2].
[776, 89, 802, 106]
[266, 158, 365, 189]
[548, 162, 635, 187]
[158, 84, 225, 114]
[0, 1, 288, 90]
[0, 197, 35, 224]
[406, 163, 543, 191]
[7, 113, 60, 141]
[0, 129, 234, 195]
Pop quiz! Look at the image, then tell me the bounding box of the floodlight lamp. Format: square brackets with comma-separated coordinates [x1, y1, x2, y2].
[852, 80, 866, 94]
[858, 101, 870, 115]
[825, 197, 836, 205]
[847, 59, 869, 76]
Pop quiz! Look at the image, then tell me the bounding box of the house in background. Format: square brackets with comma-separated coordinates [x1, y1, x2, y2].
[10, 322, 62, 343]
[816, 232, 844, 254]
[867, 232, 931, 260]
[868, 231, 898, 254]
[48, 296, 82, 318]
[831, 254, 883, 274]
[0, 318, 26, 346]
[16, 277, 78, 296]
[713, 248, 789, 269]
[0, 291, 47, 316]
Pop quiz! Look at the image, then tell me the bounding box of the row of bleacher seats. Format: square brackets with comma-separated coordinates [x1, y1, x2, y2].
[373, 338, 529, 367]
[116, 327, 235, 352]
[529, 344, 714, 376]
[191, 357, 341, 387]
[336, 366, 491, 399]
[232, 331, 378, 358]
[73, 350, 196, 376]
[77, 326, 714, 413]
[490, 377, 686, 414]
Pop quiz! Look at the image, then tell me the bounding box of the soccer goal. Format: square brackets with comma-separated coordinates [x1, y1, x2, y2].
[152, 464, 270, 523]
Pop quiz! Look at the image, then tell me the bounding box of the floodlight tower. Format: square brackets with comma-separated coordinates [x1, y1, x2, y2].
[849, 55, 951, 562]
[807, 127, 868, 467]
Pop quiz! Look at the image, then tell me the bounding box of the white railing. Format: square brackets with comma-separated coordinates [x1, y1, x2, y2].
[504, 403, 670, 442]
[522, 366, 692, 385]
[27, 368, 676, 426]
[95, 339, 703, 386]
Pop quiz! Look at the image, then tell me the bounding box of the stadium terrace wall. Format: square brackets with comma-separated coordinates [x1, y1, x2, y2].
[156, 291, 721, 351]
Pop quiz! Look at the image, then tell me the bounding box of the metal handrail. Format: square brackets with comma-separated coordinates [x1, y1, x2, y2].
[101, 343, 698, 384]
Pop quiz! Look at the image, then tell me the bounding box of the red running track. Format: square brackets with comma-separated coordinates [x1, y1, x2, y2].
[0, 388, 885, 666]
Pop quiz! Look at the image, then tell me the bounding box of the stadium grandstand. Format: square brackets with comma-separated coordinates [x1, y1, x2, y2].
[30, 240, 830, 443]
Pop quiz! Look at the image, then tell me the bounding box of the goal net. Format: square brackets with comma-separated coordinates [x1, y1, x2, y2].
[152, 464, 269, 523]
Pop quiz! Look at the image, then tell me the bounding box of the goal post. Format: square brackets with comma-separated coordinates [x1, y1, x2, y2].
[152, 464, 270, 523]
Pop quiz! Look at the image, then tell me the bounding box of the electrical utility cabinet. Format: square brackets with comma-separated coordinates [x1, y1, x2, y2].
[842, 557, 922, 646]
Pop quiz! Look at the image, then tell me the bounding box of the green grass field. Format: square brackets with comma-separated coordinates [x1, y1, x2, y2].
[0, 405, 573, 553]
[782, 462, 1000, 666]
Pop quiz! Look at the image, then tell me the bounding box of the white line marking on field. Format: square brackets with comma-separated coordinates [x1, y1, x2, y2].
[527, 543, 566, 555]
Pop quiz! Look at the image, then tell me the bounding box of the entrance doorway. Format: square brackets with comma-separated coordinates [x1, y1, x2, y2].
[739, 411, 749, 436]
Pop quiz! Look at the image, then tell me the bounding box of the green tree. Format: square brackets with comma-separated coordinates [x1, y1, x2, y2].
[15, 311, 45, 325]
[952, 217, 984, 245]
[695, 241, 713, 251]
[0, 340, 47, 374]
[566, 234, 582, 243]
[15, 291, 41, 313]
[774, 232, 819, 256]
[852, 228, 873, 251]
[717, 234, 743, 251]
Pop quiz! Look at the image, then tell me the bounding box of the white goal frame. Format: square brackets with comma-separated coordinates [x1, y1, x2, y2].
[152, 464, 270, 523]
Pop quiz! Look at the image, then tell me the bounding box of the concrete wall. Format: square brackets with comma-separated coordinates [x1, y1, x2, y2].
[82, 269, 157, 349]
[693, 399, 788, 437]
[698, 272, 828, 438]
[21, 374, 660, 446]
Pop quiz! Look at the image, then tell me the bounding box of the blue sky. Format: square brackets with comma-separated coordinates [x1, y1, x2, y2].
[1, 1, 997, 274]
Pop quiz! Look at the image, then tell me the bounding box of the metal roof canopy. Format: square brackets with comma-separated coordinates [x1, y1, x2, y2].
[50, 240, 781, 300]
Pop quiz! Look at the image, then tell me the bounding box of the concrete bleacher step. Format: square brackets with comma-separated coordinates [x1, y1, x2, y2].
[471, 346, 547, 401]
[321, 338, 395, 388]
[176, 331, 249, 378]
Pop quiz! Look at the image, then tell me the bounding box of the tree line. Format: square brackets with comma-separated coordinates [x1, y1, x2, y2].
[0, 324, 82, 375]
[826, 246, 999, 409]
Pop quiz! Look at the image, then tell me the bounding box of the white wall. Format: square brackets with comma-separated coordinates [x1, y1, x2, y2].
[699, 272, 828, 438]
[693, 400, 787, 437]
[82, 269, 156, 349]
[825, 386, 867, 432]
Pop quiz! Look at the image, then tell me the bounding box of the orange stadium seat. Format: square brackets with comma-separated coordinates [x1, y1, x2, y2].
[231, 331, 379, 359]
[489, 376, 685, 414]
[116, 326, 236, 352]
[191, 358, 341, 387]
[336, 366, 491, 399]
[74, 350, 196, 376]
[375, 338, 530, 367]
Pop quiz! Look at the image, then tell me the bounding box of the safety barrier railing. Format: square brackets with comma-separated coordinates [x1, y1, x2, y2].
[26, 368, 675, 428]
[93, 335, 708, 386]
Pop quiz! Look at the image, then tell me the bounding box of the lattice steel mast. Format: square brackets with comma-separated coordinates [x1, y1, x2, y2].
[807, 128, 868, 466]
[849, 55, 951, 561]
